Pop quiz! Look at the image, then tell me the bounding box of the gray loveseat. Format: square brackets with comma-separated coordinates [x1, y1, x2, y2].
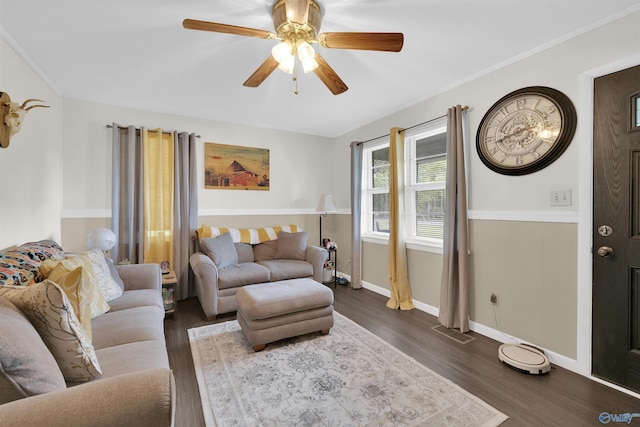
[0, 261, 175, 426]
[190, 230, 328, 320]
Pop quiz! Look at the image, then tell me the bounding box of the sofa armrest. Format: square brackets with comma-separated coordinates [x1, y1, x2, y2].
[115, 263, 162, 292]
[0, 368, 175, 427]
[190, 252, 220, 320]
[305, 245, 329, 283]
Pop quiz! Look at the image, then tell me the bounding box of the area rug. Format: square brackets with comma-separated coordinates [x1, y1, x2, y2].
[188, 312, 508, 426]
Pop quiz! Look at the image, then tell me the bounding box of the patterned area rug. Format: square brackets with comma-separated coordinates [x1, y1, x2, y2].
[188, 312, 508, 426]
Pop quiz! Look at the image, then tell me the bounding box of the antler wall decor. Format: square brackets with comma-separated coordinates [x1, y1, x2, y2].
[0, 92, 49, 148]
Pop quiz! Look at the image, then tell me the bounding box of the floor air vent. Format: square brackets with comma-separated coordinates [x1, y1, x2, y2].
[431, 325, 476, 344]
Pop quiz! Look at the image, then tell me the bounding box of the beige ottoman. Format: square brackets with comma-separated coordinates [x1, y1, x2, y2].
[236, 278, 334, 352]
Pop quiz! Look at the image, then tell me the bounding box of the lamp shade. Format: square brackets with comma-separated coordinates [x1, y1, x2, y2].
[316, 194, 338, 214]
[86, 228, 117, 252]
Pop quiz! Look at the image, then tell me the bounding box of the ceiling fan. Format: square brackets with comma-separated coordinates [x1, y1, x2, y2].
[183, 0, 404, 95]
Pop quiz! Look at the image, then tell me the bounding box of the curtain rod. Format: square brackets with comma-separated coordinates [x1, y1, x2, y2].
[357, 105, 469, 145]
[106, 124, 200, 138]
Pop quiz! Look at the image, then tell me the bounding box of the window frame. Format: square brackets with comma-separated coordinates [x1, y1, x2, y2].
[361, 118, 448, 253]
[362, 137, 390, 240]
[404, 118, 448, 250]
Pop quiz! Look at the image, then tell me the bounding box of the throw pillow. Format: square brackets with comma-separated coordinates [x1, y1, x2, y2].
[253, 240, 277, 261]
[84, 248, 123, 302]
[201, 232, 238, 269]
[0, 296, 66, 404]
[40, 255, 112, 316]
[16, 239, 65, 262]
[106, 257, 125, 291]
[0, 281, 102, 382]
[274, 231, 308, 261]
[0, 250, 41, 286]
[40, 258, 112, 341]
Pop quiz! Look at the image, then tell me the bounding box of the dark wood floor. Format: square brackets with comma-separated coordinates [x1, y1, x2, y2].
[164, 285, 640, 427]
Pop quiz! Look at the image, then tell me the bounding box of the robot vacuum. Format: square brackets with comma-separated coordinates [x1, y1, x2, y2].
[498, 343, 551, 375]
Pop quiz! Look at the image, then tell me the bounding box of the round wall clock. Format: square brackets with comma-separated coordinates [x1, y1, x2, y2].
[476, 86, 577, 175]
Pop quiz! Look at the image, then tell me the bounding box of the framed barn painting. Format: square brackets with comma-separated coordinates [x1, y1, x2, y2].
[204, 142, 270, 191]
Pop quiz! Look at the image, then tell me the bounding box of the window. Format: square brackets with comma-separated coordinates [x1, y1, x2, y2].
[405, 118, 447, 245]
[363, 138, 390, 234]
[362, 118, 447, 248]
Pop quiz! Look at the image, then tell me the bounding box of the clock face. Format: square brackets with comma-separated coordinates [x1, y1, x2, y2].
[476, 86, 577, 175]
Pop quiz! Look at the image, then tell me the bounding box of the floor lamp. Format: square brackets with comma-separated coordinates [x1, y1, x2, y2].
[316, 194, 338, 247]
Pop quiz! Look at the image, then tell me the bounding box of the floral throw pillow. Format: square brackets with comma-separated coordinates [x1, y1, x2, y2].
[0, 281, 102, 382]
[0, 251, 41, 286]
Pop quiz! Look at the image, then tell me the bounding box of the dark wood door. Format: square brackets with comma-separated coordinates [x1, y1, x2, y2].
[593, 64, 640, 391]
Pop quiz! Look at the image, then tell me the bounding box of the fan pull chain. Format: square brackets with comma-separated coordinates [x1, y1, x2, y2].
[293, 56, 299, 95]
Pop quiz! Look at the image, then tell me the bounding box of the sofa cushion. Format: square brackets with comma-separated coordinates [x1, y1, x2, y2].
[201, 232, 238, 269]
[107, 289, 163, 312]
[91, 306, 166, 350]
[92, 341, 170, 381]
[275, 231, 308, 261]
[0, 296, 66, 404]
[0, 281, 102, 382]
[257, 259, 314, 282]
[218, 263, 270, 290]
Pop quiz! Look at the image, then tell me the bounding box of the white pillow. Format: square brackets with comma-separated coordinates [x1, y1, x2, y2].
[84, 248, 123, 302]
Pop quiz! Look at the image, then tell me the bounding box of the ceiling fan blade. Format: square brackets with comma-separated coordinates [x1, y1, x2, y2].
[285, 0, 310, 25]
[243, 56, 279, 88]
[183, 19, 275, 39]
[313, 54, 348, 95]
[319, 32, 404, 52]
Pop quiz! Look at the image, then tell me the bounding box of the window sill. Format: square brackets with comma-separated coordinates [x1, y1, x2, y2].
[362, 235, 443, 254]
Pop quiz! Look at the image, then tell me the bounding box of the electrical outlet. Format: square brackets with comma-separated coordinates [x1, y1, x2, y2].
[490, 293, 499, 305]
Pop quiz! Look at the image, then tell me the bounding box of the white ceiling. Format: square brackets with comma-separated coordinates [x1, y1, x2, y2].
[1, 0, 639, 137]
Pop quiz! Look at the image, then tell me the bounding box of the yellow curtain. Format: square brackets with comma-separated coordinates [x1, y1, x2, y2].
[142, 129, 175, 266]
[386, 128, 415, 310]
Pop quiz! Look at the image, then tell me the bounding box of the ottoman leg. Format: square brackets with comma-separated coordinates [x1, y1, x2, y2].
[253, 344, 266, 352]
[320, 328, 330, 336]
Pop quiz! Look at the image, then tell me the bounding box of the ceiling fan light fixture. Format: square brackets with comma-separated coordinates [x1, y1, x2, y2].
[296, 41, 318, 73]
[271, 41, 295, 73]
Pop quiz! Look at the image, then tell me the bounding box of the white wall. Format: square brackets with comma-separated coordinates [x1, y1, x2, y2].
[59, 98, 334, 250]
[0, 37, 62, 248]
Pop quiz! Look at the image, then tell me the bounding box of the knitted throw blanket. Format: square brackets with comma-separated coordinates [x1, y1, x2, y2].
[196, 225, 302, 244]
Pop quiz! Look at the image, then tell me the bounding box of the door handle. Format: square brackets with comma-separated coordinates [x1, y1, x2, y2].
[597, 246, 614, 257]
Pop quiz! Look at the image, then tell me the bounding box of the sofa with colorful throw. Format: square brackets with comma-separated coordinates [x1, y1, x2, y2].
[189, 225, 329, 320]
[0, 240, 175, 426]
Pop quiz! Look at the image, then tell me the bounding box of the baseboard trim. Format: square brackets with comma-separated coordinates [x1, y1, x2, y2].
[359, 279, 579, 372]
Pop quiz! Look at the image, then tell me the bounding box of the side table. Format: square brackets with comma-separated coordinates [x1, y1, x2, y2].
[323, 247, 337, 288]
[161, 271, 177, 319]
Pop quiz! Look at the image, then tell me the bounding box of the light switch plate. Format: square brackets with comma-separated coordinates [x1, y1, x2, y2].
[550, 190, 572, 206]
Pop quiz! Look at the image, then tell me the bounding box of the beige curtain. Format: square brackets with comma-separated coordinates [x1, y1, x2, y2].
[142, 129, 174, 265]
[439, 105, 470, 332]
[386, 128, 415, 310]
